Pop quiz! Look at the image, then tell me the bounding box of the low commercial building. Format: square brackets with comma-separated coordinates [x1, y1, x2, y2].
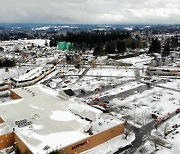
[0, 85, 125, 154]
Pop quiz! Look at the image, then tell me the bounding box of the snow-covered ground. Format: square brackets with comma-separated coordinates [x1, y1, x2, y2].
[0, 85, 126, 154]
[117, 54, 153, 68]
[1, 39, 50, 47]
[87, 67, 135, 77]
[59, 67, 135, 92]
[81, 132, 135, 154]
[0, 46, 180, 154]
[138, 113, 180, 154]
[0, 66, 35, 82]
[108, 86, 180, 126]
[0, 85, 90, 154]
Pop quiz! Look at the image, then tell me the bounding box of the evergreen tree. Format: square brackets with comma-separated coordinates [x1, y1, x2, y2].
[117, 40, 126, 54]
[148, 38, 161, 54]
[44, 40, 48, 46]
[162, 40, 170, 57]
[105, 42, 116, 54]
[49, 38, 57, 47]
[131, 39, 136, 50]
[171, 36, 179, 48]
[49, 150, 59, 154]
[0, 46, 4, 51]
[93, 44, 103, 56]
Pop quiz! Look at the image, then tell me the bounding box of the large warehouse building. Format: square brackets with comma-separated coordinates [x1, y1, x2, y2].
[0, 85, 125, 154]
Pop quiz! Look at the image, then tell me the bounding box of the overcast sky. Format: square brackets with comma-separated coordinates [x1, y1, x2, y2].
[0, 0, 180, 24]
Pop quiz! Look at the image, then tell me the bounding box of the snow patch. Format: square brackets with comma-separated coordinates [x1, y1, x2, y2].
[50, 111, 76, 121]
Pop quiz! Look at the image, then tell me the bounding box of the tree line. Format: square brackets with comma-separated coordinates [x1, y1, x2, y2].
[49, 31, 147, 56]
[148, 36, 180, 57]
[0, 59, 16, 67]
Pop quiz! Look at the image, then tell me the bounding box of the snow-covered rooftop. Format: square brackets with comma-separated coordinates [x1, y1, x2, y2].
[0, 85, 91, 153]
[0, 85, 125, 153]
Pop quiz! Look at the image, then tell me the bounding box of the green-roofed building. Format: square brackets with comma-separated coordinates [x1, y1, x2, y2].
[58, 42, 66, 50]
[58, 42, 74, 50]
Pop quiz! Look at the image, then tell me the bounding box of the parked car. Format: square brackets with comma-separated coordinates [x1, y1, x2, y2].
[112, 85, 116, 88]
[155, 113, 170, 123]
[101, 102, 108, 108]
[151, 113, 159, 119]
[176, 108, 180, 113]
[95, 87, 101, 91]
[93, 97, 100, 101]
[6, 147, 15, 154]
[81, 89, 86, 94]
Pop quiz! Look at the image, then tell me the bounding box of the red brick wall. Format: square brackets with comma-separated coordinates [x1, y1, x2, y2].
[59, 123, 125, 154]
[0, 132, 14, 150]
[10, 90, 22, 100]
[0, 117, 4, 124]
[14, 134, 32, 154]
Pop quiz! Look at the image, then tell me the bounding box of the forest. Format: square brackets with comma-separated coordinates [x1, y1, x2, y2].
[49, 31, 147, 56]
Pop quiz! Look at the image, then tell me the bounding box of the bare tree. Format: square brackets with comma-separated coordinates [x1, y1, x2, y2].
[133, 108, 136, 124]
[157, 107, 164, 115]
[163, 123, 170, 138]
[177, 83, 180, 89]
[124, 129, 129, 140]
[141, 111, 147, 125]
[153, 140, 158, 152]
[152, 104, 156, 112]
[124, 121, 130, 140]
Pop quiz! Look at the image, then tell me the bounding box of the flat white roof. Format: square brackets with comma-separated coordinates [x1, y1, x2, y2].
[69, 101, 103, 121]
[0, 85, 90, 154]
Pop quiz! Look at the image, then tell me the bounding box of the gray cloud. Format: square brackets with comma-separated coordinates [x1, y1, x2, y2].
[0, 0, 180, 24]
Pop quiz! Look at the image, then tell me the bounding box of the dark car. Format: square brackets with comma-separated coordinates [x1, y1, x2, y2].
[81, 89, 86, 94]
[93, 97, 100, 101]
[151, 113, 158, 119]
[176, 108, 180, 113]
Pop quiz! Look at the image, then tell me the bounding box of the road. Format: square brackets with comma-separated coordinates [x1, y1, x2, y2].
[85, 82, 151, 106]
[61, 74, 135, 78]
[114, 111, 178, 153]
[77, 79, 135, 98]
[130, 120, 156, 153]
[75, 67, 90, 82]
[114, 120, 155, 154]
